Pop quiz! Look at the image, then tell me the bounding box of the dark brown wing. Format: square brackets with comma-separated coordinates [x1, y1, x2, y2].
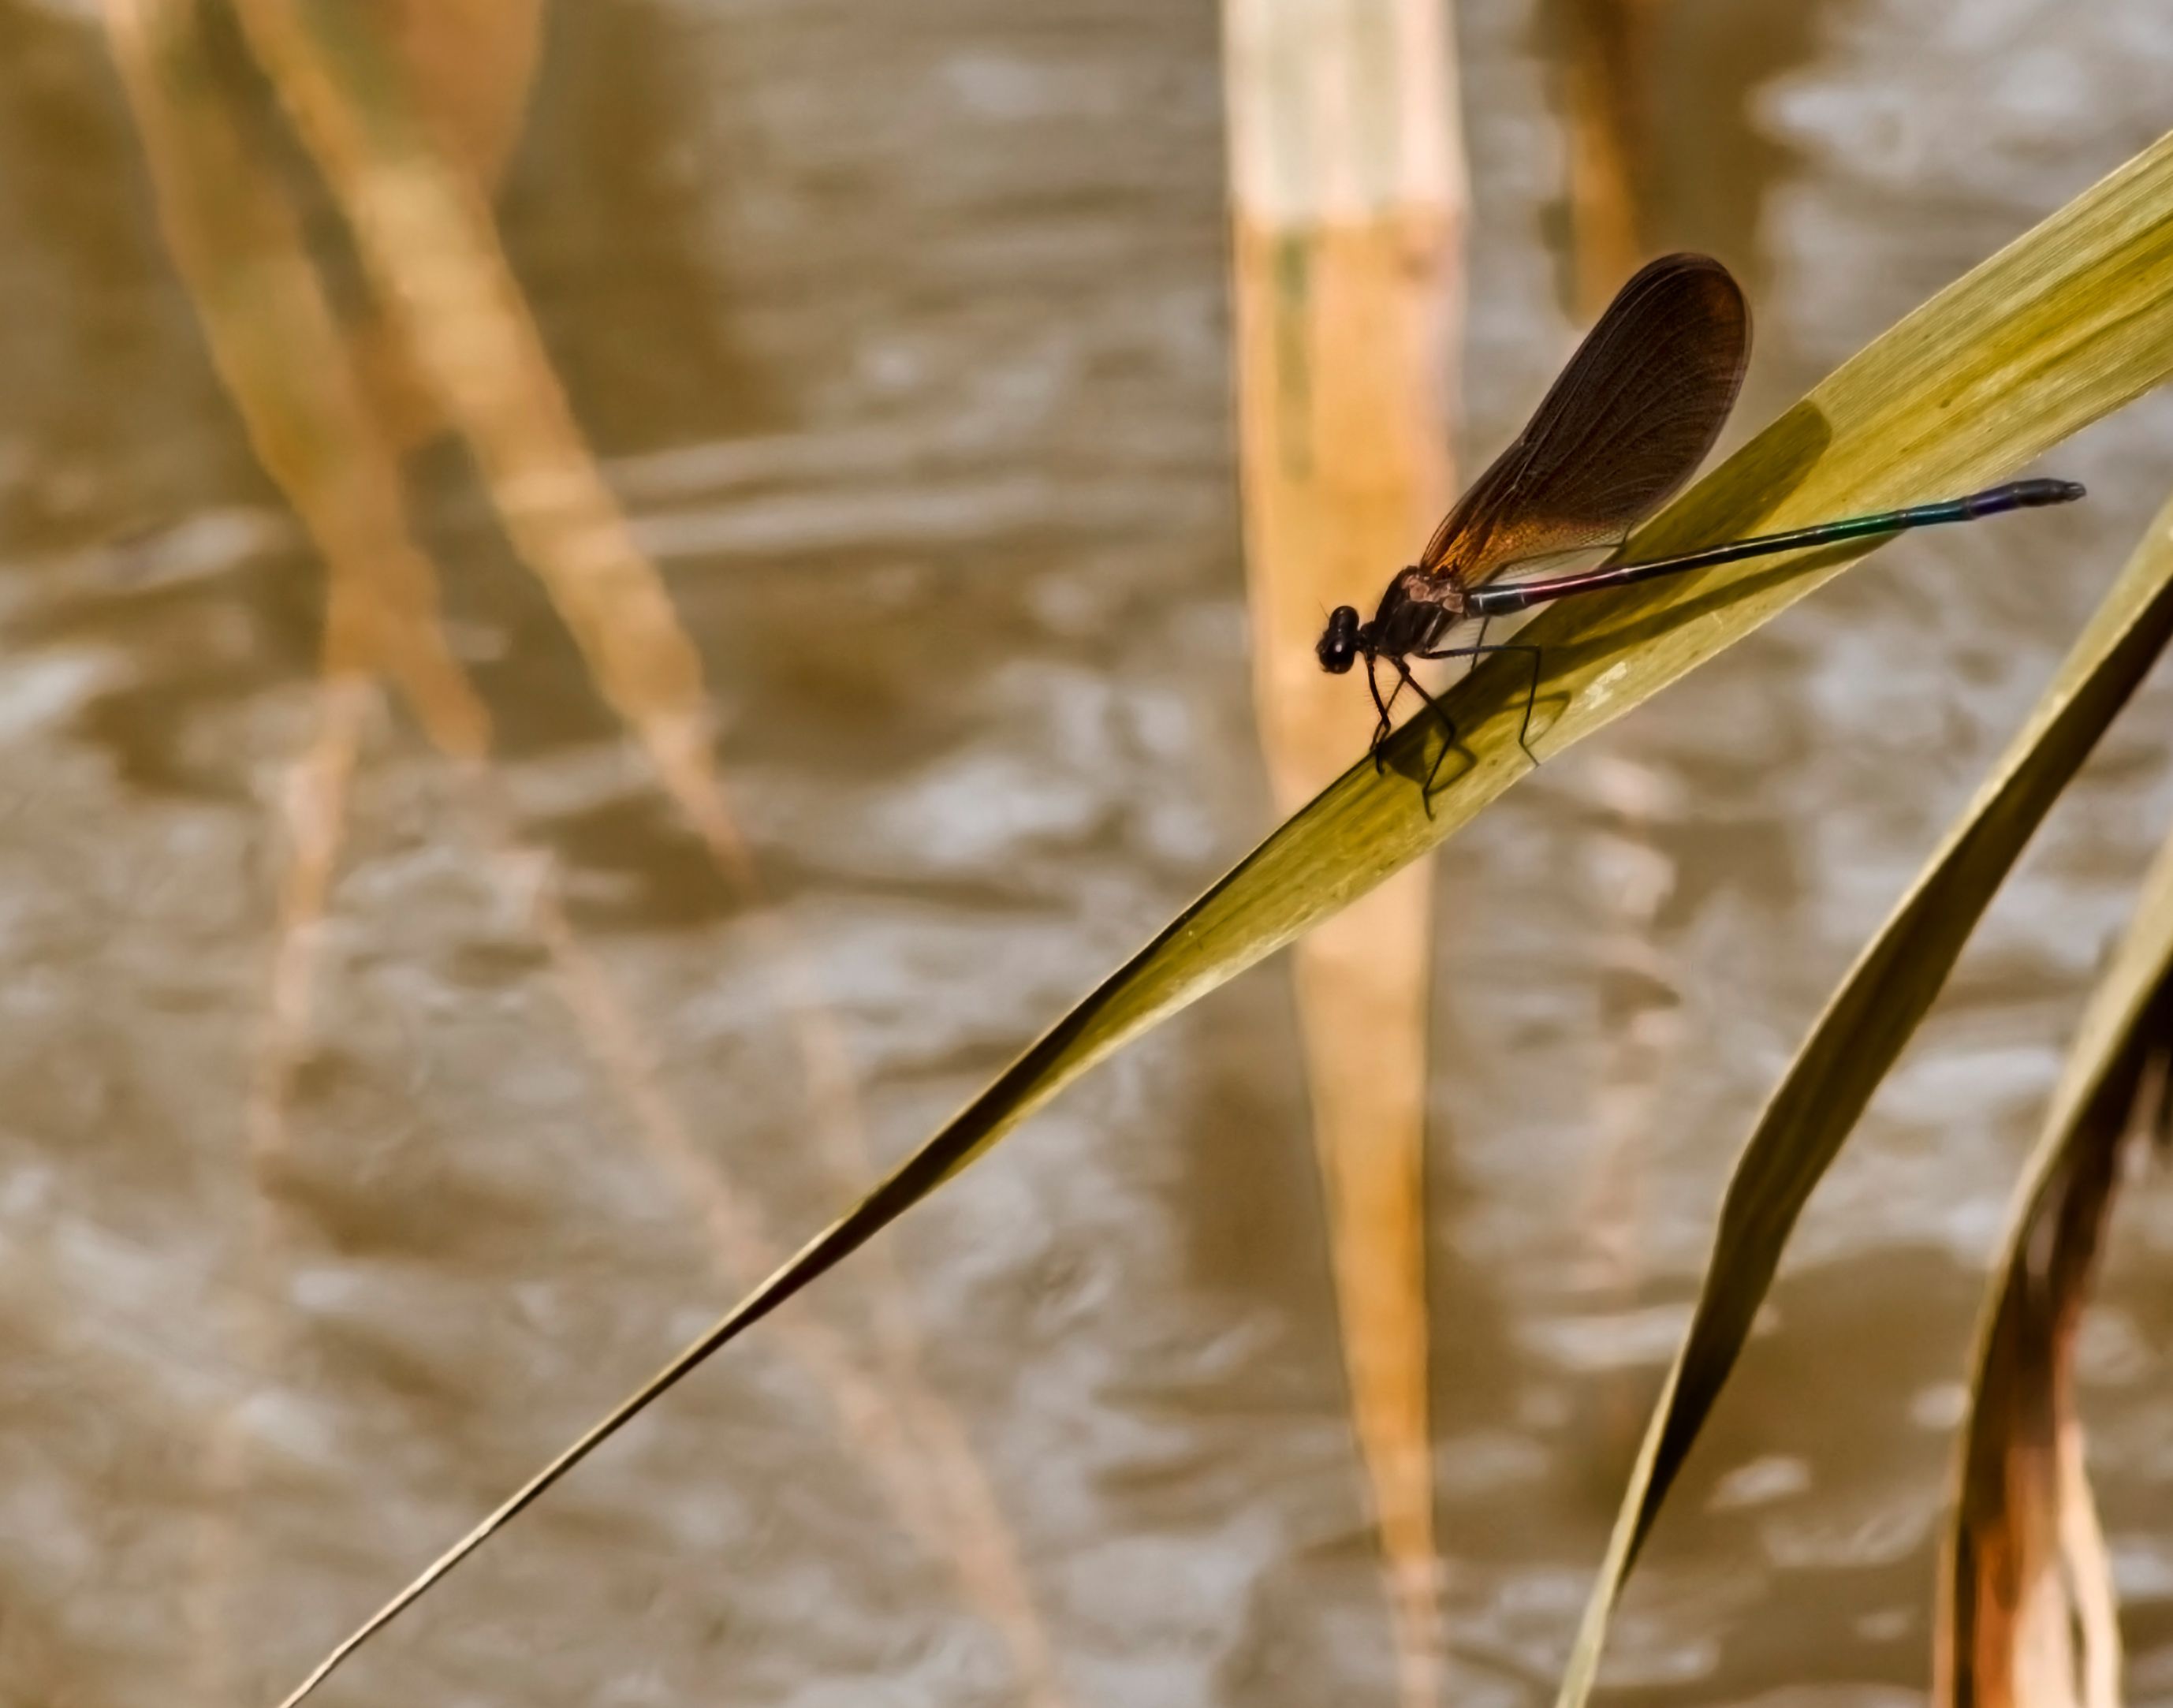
[1418, 252, 1749, 584]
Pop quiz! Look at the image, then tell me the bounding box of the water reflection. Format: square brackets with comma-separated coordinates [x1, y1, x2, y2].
[4, 0, 2173, 1704]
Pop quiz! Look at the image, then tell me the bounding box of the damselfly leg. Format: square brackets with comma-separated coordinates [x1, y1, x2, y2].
[1364, 654, 1396, 772]
[1418, 642, 1544, 766]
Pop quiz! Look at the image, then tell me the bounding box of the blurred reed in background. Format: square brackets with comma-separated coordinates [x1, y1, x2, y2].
[1223, 1, 1466, 1700]
[102, 2, 1065, 1700]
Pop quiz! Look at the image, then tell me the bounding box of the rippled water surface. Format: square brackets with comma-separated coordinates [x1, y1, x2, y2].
[6, 1, 2173, 1703]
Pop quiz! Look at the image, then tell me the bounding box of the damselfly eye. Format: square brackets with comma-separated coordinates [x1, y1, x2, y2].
[1317, 606, 1361, 674]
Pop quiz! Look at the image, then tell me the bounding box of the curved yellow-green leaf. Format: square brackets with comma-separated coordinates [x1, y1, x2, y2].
[1556, 487, 2173, 1708]
[1936, 750, 2173, 1708]
[277, 130, 2173, 1706]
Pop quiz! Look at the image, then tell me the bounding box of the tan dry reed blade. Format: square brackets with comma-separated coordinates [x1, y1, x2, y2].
[106, 0, 1060, 1697]
[102, 7, 495, 1699]
[1224, 0, 1467, 1697]
[1939, 1032, 2140, 1708]
[274, 126, 2173, 1708]
[224, 0, 894, 1267]
[102, 0, 490, 763]
[1553, 476, 2173, 1708]
[1557, 0, 1649, 319]
[214, 4, 1070, 1687]
[1934, 681, 2173, 1708]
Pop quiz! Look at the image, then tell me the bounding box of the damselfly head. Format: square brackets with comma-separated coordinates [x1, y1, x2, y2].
[1317, 605, 1362, 673]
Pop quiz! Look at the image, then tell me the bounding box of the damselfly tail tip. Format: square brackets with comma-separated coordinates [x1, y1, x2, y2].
[2009, 476, 2086, 507]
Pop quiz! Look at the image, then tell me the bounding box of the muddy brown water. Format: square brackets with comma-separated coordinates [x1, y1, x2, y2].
[4, 1, 2173, 1704]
